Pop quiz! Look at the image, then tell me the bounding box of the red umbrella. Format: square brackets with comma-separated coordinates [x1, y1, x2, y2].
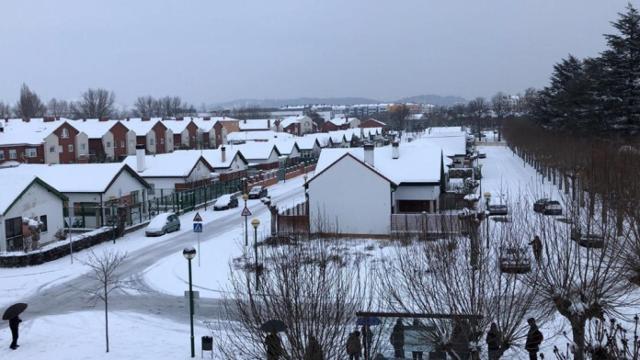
[3, 303, 27, 320]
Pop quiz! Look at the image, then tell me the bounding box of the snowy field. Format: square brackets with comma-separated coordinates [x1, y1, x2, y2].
[0, 311, 215, 360]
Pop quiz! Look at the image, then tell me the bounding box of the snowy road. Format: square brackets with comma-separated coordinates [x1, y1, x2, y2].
[2, 176, 307, 327]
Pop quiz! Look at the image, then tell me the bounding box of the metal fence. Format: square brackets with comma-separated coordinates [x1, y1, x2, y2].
[391, 213, 462, 239]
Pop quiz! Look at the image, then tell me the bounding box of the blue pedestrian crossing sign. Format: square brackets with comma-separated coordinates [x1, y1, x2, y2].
[193, 222, 203, 233]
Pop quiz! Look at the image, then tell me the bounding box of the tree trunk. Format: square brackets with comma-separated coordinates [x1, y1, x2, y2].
[105, 285, 110, 353]
[570, 319, 586, 360]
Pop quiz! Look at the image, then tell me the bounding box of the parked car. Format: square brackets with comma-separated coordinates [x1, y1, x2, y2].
[499, 246, 532, 274]
[478, 153, 487, 159]
[214, 194, 239, 210]
[145, 213, 180, 236]
[533, 198, 549, 213]
[248, 186, 268, 199]
[543, 200, 562, 215]
[488, 204, 508, 216]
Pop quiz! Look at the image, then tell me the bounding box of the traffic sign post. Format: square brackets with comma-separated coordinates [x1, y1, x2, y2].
[241, 205, 252, 247]
[193, 212, 203, 266]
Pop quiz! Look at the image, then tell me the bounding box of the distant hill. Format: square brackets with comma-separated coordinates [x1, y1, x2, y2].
[213, 97, 381, 109]
[212, 94, 466, 109]
[395, 94, 467, 106]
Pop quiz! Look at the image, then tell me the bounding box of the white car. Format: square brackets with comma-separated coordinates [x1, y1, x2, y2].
[145, 213, 180, 236]
[213, 194, 239, 210]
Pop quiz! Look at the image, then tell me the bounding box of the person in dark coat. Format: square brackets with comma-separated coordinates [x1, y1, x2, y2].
[390, 319, 405, 358]
[449, 320, 470, 359]
[346, 331, 362, 360]
[529, 236, 543, 264]
[265, 332, 283, 360]
[486, 322, 501, 360]
[361, 325, 373, 359]
[303, 334, 324, 360]
[9, 315, 22, 350]
[525, 318, 543, 360]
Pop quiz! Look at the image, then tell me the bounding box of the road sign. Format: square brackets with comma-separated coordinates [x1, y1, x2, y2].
[241, 207, 252, 217]
[193, 212, 203, 222]
[193, 222, 203, 233]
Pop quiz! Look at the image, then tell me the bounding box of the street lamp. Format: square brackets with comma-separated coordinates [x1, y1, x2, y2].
[483, 192, 492, 249]
[251, 218, 260, 269]
[183, 247, 197, 358]
[243, 193, 249, 246]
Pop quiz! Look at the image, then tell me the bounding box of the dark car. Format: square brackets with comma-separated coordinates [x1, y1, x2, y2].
[248, 186, 268, 199]
[488, 204, 508, 216]
[478, 153, 487, 159]
[543, 200, 562, 215]
[213, 194, 239, 210]
[533, 198, 549, 213]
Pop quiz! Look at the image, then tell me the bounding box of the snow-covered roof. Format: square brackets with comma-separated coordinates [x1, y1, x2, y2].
[0, 163, 148, 193]
[270, 139, 299, 156]
[302, 133, 331, 147]
[0, 118, 59, 145]
[123, 151, 212, 178]
[329, 117, 350, 126]
[313, 142, 444, 184]
[414, 132, 467, 156]
[162, 119, 194, 134]
[200, 148, 247, 169]
[227, 130, 293, 142]
[238, 119, 271, 131]
[70, 120, 119, 139]
[296, 136, 320, 151]
[224, 142, 280, 161]
[0, 172, 66, 215]
[279, 115, 305, 129]
[120, 118, 163, 135]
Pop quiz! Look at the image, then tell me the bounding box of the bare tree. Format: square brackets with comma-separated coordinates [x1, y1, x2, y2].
[219, 237, 379, 359]
[82, 250, 128, 353]
[523, 197, 635, 360]
[71, 88, 116, 119]
[0, 101, 11, 118]
[47, 98, 70, 118]
[467, 97, 489, 119]
[132, 95, 159, 118]
[14, 83, 46, 118]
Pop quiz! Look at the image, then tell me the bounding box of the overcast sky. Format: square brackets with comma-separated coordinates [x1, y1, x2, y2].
[0, 0, 636, 107]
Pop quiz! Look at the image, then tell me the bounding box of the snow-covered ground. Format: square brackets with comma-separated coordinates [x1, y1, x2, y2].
[0, 311, 215, 360]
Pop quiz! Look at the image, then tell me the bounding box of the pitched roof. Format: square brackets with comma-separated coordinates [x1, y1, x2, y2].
[238, 119, 271, 131]
[123, 151, 213, 177]
[0, 118, 59, 145]
[0, 173, 67, 215]
[308, 152, 396, 186]
[200, 148, 248, 169]
[224, 142, 280, 161]
[0, 163, 149, 193]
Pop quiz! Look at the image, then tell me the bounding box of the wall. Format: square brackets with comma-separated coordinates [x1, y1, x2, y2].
[0, 182, 65, 252]
[309, 155, 391, 235]
[165, 129, 174, 152]
[75, 132, 89, 161]
[54, 122, 79, 163]
[186, 160, 212, 183]
[126, 130, 136, 156]
[43, 133, 60, 164]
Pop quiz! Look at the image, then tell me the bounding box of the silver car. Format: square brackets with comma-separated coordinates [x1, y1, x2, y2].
[145, 213, 181, 236]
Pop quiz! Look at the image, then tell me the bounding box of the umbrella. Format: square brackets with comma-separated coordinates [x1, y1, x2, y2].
[357, 317, 381, 326]
[3, 303, 27, 321]
[260, 319, 287, 333]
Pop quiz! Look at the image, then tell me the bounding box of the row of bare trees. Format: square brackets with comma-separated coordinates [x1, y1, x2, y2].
[0, 83, 196, 119]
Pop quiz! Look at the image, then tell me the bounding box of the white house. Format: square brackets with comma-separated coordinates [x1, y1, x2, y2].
[201, 147, 249, 180]
[307, 141, 446, 236]
[296, 137, 322, 159]
[7, 163, 151, 228]
[225, 143, 282, 169]
[123, 149, 214, 196]
[0, 173, 67, 252]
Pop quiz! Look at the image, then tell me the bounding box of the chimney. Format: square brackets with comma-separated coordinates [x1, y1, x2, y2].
[221, 146, 226, 163]
[203, 117, 210, 121]
[363, 143, 374, 167]
[392, 141, 400, 159]
[136, 144, 146, 172]
[142, 117, 150, 121]
[99, 117, 108, 122]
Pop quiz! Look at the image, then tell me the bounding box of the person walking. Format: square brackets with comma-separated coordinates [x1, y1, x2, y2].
[525, 318, 543, 360]
[486, 322, 502, 360]
[529, 235, 543, 264]
[347, 331, 362, 360]
[304, 334, 324, 360]
[265, 332, 283, 360]
[9, 315, 22, 350]
[390, 319, 405, 359]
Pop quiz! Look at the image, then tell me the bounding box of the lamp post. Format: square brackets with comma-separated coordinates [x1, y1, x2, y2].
[183, 247, 197, 358]
[483, 192, 491, 249]
[251, 218, 260, 290]
[243, 193, 249, 246]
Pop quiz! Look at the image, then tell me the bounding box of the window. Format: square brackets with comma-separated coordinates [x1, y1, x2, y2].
[148, 183, 155, 195]
[61, 128, 69, 139]
[120, 141, 125, 148]
[4, 217, 23, 251]
[25, 148, 37, 158]
[0, 151, 4, 160]
[150, 138, 155, 146]
[9, 149, 17, 159]
[106, 141, 112, 148]
[39, 215, 48, 232]
[80, 143, 86, 151]
[68, 144, 74, 153]
[49, 146, 56, 153]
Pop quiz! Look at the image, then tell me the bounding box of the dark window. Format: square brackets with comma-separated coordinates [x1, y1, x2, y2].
[39, 215, 48, 232]
[4, 217, 23, 251]
[397, 200, 434, 213]
[74, 202, 98, 216]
